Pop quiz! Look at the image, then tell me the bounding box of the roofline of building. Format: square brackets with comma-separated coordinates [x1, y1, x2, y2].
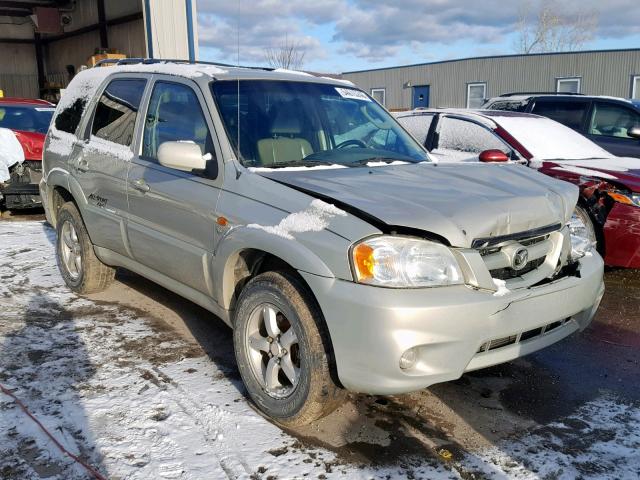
[341, 48, 640, 75]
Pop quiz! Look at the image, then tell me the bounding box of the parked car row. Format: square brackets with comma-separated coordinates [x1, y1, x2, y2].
[38, 62, 605, 426]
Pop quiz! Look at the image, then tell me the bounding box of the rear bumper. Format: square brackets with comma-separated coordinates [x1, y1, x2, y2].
[302, 252, 604, 395]
[603, 203, 640, 269]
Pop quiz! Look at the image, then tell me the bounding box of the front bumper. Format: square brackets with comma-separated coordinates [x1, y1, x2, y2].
[1, 162, 42, 210]
[301, 252, 604, 395]
[603, 202, 640, 269]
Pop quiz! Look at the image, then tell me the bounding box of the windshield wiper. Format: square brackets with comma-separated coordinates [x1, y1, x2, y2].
[349, 156, 419, 166]
[265, 160, 336, 169]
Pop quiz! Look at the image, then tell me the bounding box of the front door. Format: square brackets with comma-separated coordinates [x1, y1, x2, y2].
[75, 76, 147, 256]
[412, 85, 430, 109]
[126, 76, 222, 296]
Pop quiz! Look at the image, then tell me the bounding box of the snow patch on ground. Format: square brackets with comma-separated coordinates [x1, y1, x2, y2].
[247, 199, 347, 240]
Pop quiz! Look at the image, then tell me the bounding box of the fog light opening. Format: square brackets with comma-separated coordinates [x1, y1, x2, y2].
[400, 347, 418, 370]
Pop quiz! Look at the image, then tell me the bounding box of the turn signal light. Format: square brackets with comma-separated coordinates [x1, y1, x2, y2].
[352, 243, 375, 281]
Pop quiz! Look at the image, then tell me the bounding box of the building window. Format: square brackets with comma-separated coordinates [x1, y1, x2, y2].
[556, 77, 581, 94]
[371, 88, 386, 106]
[633, 76, 640, 100]
[466, 83, 486, 109]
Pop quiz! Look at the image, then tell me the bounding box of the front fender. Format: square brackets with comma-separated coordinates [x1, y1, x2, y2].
[213, 225, 338, 310]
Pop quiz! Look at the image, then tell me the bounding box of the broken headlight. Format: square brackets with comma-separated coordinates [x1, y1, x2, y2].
[351, 236, 463, 287]
[568, 207, 597, 260]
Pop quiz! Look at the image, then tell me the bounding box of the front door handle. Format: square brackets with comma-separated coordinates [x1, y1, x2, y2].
[131, 179, 150, 193]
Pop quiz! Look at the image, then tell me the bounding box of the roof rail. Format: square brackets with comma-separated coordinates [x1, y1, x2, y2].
[499, 92, 584, 97]
[92, 57, 275, 71]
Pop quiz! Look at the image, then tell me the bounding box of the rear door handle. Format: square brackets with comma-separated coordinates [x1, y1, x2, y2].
[76, 159, 89, 172]
[131, 179, 150, 193]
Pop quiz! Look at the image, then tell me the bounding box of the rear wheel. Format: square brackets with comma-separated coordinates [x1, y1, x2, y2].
[233, 271, 345, 426]
[56, 202, 115, 294]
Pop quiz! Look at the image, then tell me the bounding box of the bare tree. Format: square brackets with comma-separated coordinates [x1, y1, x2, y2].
[515, 1, 598, 54]
[264, 37, 306, 70]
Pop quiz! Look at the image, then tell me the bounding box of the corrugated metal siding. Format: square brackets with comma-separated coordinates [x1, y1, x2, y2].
[146, 0, 190, 59]
[0, 43, 39, 98]
[343, 50, 640, 110]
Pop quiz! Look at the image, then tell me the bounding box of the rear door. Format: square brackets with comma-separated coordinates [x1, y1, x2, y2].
[126, 75, 222, 295]
[76, 76, 147, 256]
[585, 101, 640, 158]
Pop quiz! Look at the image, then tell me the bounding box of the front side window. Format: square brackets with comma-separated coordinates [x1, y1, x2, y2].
[91, 79, 146, 146]
[556, 77, 581, 93]
[142, 81, 214, 162]
[371, 88, 386, 106]
[211, 80, 428, 168]
[530, 100, 589, 131]
[54, 98, 86, 134]
[588, 102, 640, 139]
[467, 83, 487, 109]
[433, 117, 510, 161]
[0, 106, 54, 134]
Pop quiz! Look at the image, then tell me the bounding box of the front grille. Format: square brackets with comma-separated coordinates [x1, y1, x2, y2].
[477, 318, 572, 354]
[490, 257, 545, 280]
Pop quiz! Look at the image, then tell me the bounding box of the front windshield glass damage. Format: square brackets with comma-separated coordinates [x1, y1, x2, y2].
[211, 80, 429, 168]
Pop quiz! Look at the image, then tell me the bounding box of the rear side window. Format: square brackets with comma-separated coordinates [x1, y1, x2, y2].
[530, 100, 589, 131]
[485, 100, 527, 112]
[54, 98, 86, 134]
[397, 114, 433, 146]
[91, 79, 146, 146]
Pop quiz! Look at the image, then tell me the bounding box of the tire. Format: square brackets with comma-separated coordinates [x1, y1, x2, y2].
[56, 202, 115, 294]
[233, 270, 345, 426]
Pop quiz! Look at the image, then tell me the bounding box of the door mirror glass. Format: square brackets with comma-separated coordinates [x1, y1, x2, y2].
[628, 126, 640, 139]
[157, 141, 206, 172]
[479, 149, 509, 162]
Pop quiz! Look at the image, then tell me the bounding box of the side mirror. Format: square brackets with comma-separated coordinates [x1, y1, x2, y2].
[157, 141, 206, 172]
[479, 149, 509, 163]
[627, 126, 640, 139]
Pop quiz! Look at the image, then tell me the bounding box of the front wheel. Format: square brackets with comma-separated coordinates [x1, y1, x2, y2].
[233, 271, 345, 426]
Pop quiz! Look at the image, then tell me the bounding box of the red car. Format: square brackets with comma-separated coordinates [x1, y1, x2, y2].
[0, 97, 55, 210]
[396, 109, 640, 268]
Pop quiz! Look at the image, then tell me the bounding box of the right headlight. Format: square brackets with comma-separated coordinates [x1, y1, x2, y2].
[568, 207, 597, 260]
[350, 235, 464, 288]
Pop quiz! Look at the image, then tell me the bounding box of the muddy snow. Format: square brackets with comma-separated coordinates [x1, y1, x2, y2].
[1, 220, 639, 479]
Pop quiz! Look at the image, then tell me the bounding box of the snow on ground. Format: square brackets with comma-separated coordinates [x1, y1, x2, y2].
[1, 221, 639, 479]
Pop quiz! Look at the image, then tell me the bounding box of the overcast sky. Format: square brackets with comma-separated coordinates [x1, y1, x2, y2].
[196, 0, 640, 73]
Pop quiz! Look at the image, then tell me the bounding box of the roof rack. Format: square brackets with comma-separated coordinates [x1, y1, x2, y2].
[92, 57, 275, 71]
[499, 92, 584, 97]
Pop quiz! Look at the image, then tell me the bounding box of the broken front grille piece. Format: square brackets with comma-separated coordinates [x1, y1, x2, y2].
[476, 317, 572, 354]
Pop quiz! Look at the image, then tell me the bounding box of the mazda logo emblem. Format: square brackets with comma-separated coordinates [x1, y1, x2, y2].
[512, 248, 529, 271]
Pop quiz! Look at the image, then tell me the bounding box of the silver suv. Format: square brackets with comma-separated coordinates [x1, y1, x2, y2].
[41, 61, 605, 425]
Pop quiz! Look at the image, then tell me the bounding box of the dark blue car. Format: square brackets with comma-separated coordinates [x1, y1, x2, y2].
[483, 93, 640, 158]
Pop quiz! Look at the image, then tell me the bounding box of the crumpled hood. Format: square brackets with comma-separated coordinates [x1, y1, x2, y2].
[540, 157, 640, 193]
[261, 163, 578, 247]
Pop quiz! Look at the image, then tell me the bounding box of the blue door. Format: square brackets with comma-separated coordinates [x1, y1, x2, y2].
[412, 85, 430, 109]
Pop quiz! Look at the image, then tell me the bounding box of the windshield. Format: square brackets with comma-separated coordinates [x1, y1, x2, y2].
[211, 80, 429, 168]
[494, 115, 614, 161]
[0, 105, 54, 134]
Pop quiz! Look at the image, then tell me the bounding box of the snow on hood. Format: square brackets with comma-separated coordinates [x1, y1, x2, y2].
[260, 162, 578, 248]
[534, 157, 640, 192]
[0, 128, 25, 182]
[494, 116, 614, 161]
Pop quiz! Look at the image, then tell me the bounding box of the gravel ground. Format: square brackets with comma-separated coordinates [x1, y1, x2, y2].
[1, 217, 639, 479]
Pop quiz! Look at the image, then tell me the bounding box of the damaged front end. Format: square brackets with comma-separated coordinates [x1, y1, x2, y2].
[0, 160, 43, 210]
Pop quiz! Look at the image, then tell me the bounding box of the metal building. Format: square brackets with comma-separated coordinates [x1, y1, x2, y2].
[0, 0, 197, 100]
[342, 49, 640, 111]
